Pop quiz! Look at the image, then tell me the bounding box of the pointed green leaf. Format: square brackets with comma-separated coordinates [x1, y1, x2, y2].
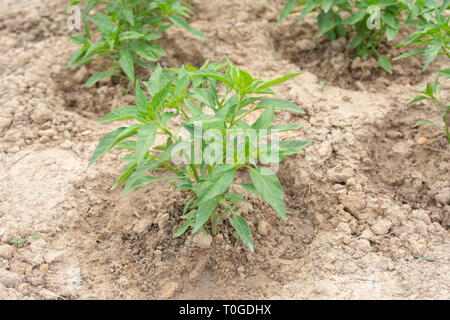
[322, 0, 334, 13]
[255, 73, 301, 91]
[250, 167, 286, 221]
[378, 55, 392, 74]
[191, 88, 216, 108]
[86, 71, 111, 86]
[268, 124, 304, 132]
[89, 125, 140, 166]
[394, 48, 425, 60]
[88, 13, 115, 35]
[241, 183, 261, 197]
[424, 40, 443, 70]
[135, 44, 159, 62]
[193, 196, 220, 234]
[438, 68, 450, 78]
[194, 167, 235, 205]
[411, 119, 434, 128]
[345, 9, 367, 25]
[168, 15, 206, 40]
[112, 161, 137, 189]
[229, 214, 254, 252]
[256, 98, 304, 113]
[99, 106, 140, 122]
[408, 95, 429, 105]
[135, 82, 151, 113]
[119, 49, 135, 83]
[119, 31, 144, 41]
[124, 175, 177, 192]
[136, 123, 157, 165]
[173, 221, 191, 238]
[279, 0, 297, 22]
[252, 106, 274, 129]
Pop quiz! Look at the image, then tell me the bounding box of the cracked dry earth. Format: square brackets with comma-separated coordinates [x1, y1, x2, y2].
[0, 0, 449, 300]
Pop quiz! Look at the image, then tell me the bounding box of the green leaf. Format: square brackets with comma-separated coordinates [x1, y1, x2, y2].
[255, 73, 301, 91]
[145, 64, 167, 97]
[135, 82, 151, 113]
[252, 106, 274, 129]
[411, 119, 434, 127]
[437, 69, 450, 78]
[119, 31, 144, 41]
[69, 35, 87, 44]
[317, 10, 337, 37]
[298, 2, 317, 23]
[382, 12, 399, 30]
[191, 71, 233, 88]
[378, 55, 392, 74]
[99, 106, 140, 122]
[89, 125, 140, 167]
[88, 13, 115, 35]
[168, 15, 206, 40]
[191, 88, 216, 108]
[136, 124, 157, 165]
[345, 9, 367, 25]
[249, 167, 286, 221]
[386, 26, 399, 41]
[194, 167, 236, 205]
[186, 114, 224, 130]
[279, 140, 312, 155]
[229, 214, 254, 252]
[256, 98, 305, 113]
[173, 221, 191, 238]
[322, 0, 334, 13]
[124, 175, 177, 192]
[66, 49, 85, 68]
[193, 196, 220, 234]
[268, 124, 304, 132]
[394, 48, 425, 60]
[424, 40, 443, 70]
[279, 0, 297, 22]
[408, 95, 429, 105]
[135, 44, 159, 62]
[123, 8, 134, 26]
[240, 183, 261, 197]
[86, 71, 111, 86]
[112, 161, 137, 190]
[119, 49, 135, 83]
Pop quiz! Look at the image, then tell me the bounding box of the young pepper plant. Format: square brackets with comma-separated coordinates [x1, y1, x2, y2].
[279, 0, 426, 74]
[66, 0, 205, 86]
[395, 1, 449, 144]
[88, 60, 311, 252]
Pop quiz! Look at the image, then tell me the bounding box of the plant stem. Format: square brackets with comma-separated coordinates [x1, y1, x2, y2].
[444, 109, 450, 144]
[190, 164, 200, 182]
[210, 212, 217, 236]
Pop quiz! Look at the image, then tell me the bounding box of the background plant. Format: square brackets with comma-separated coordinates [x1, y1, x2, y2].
[66, 0, 205, 86]
[279, 0, 431, 73]
[88, 60, 311, 251]
[395, 0, 449, 144]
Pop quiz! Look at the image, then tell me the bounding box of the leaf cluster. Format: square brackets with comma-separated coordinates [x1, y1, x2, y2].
[89, 60, 311, 251]
[67, 0, 205, 86]
[279, 0, 442, 73]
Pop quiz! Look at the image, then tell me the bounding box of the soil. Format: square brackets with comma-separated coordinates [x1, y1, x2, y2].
[0, 0, 449, 300]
